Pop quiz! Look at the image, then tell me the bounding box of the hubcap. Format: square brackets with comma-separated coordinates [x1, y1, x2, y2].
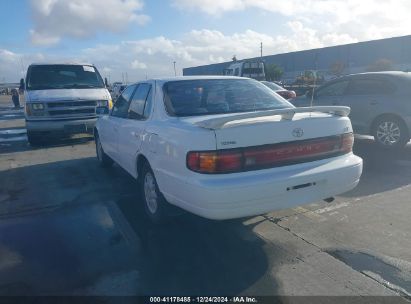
[144, 172, 158, 214]
[376, 121, 401, 145]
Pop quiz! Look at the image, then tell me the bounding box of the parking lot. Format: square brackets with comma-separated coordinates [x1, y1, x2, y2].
[0, 94, 411, 299]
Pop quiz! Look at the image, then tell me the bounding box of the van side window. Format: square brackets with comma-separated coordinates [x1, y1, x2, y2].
[316, 80, 349, 97]
[346, 79, 395, 95]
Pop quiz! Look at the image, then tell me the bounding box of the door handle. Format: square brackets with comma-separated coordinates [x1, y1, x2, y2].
[370, 100, 378, 105]
[131, 131, 139, 138]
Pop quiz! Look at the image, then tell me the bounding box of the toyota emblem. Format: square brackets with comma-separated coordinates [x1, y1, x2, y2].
[292, 128, 304, 138]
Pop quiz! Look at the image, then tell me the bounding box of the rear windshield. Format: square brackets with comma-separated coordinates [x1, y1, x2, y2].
[163, 79, 293, 117]
[27, 65, 105, 90]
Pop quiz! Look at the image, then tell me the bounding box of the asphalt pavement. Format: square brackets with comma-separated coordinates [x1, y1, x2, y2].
[0, 94, 410, 302]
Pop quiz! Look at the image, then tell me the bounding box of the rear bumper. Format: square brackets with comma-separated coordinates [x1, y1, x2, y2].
[159, 154, 363, 220]
[25, 118, 97, 134]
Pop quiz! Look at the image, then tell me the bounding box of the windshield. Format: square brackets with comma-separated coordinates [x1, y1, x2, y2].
[163, 79, 293, 117]
[26, 65, 105, 90]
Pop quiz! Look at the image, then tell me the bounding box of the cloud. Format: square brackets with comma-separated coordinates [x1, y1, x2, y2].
[0, 49, 45, 81]
[172, 0, 411, 42]
[29, 0, 150, 46]
[131, 60, 147, 70]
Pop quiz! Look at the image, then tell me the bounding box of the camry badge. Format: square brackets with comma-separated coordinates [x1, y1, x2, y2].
[292, 128, 304, 138]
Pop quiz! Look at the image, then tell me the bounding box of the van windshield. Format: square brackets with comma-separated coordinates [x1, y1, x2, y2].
[163, 79, 293, 117]
[26, 65, 105, 90]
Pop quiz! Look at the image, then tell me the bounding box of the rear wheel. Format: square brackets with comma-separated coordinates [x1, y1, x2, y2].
[372, 116, 409, 148]
[95, 134, 113, 167]
[140, 163, 169, 224]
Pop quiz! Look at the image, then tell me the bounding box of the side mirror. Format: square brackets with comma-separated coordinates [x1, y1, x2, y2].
[104, 77, 109, 87]
[20, 78, 25, 91]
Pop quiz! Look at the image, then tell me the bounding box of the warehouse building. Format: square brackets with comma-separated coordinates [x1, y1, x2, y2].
[183, 35, 411, 84]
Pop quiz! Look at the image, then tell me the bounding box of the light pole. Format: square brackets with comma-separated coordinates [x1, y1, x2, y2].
[173, 61, 177, 76]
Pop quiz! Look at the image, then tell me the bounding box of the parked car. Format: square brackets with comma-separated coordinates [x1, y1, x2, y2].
[23, 63, 113, 145]
[261, 81, 296, 100]
[95, 76, 363, 223]
[291, 71, 411, 148]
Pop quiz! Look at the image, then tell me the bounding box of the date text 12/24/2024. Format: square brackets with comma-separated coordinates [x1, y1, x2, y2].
[149, 297, 258, 303]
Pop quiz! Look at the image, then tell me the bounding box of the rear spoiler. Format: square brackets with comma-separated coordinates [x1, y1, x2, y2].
[195, 106, 351, 130]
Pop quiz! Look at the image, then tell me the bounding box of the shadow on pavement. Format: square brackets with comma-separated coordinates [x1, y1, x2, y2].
[0, 157, 275, 295]
[341, 140, 411, 198]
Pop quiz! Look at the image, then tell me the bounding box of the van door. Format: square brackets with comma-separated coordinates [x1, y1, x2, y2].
[340, 77, 395, 133]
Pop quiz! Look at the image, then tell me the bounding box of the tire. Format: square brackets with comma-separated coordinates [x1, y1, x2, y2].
[372, 116, 410, 149]
[27, 131, 44, 146]
[95, 134, 114, 167]
[140, 163, 169, 224]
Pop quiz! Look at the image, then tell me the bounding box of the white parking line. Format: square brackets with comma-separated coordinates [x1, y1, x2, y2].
[0, 135, 27, 143]
[0, 129, 27, 135]
[0, 110, 24, 115]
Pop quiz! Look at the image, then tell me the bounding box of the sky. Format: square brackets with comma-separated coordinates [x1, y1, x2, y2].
[1, 0, 411, 82]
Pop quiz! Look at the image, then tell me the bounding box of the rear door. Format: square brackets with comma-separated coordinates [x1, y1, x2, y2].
[312, 79, 349, 106]
[102, 85, 137, 162]
[340, 77, 395, 133]
[117, 83, 153, 174]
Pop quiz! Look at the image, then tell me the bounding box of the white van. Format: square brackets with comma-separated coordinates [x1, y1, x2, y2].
[23, 63, 112, 145]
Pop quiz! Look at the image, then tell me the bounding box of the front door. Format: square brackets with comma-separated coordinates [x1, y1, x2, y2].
[117, 83, 153, 176]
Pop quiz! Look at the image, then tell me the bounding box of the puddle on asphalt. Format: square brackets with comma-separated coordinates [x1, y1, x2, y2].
[327, 250, 411, 296]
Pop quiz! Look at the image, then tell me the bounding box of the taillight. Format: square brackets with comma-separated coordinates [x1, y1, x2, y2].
[341, 132, 354, 153]
[187, 151, 242, 173]
[187, 133, 354, 174]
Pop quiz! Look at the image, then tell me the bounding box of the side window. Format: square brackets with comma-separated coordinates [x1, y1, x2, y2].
[111, 85, 136, 118]
[346, 79, 395, 95]
[234, 68, 240, 76]
[128, 83, 151, 120]
[316, 80, 349, 97]
[143, 87, 153, 118]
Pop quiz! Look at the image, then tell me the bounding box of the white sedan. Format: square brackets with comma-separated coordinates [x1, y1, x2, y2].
[95, 76, 363, 223]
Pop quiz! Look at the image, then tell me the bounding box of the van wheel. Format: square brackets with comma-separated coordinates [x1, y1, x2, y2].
[95, 134, 113, 167]
[27, 131, 43, 146]
[372, 116, 409, 148]
[141, 163, 168, 224]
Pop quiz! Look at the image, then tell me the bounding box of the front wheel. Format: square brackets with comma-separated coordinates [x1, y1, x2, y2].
[372, 116, 409, 148]
[141, 163, 169, 224]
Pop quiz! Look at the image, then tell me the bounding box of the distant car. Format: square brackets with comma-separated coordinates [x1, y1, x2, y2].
[291, 71, 411, 148]
[95, 76, 362, 223]
[261, 81, 296, 100]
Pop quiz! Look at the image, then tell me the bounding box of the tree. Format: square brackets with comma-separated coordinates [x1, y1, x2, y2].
[366, 58, 394, 72]
[265, 63, 283, 81]
[329, 61, 345, 77]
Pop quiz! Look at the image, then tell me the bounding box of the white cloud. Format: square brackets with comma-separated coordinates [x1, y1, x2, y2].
[131, 60, 147, 70]
[0, 50, 45, 81]
[172, 0, 411, 43]
[29, 0, 150, 46]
